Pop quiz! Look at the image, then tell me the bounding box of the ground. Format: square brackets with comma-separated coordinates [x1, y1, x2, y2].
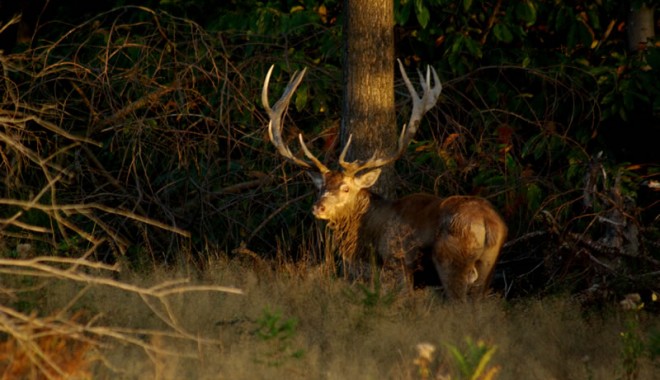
[1, 256, 658, 379]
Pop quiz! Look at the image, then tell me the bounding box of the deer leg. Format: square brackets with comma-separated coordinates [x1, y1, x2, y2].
[432, 232, 474, 301]
[468, 257, 491, 298]
[470, 246, 501, 298]
[402, 261, 416, 292]
[470, 221, 507, 298]
[431, 257, 473, 301]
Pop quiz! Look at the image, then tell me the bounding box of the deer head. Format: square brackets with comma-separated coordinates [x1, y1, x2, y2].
[261, 60, 442, 223]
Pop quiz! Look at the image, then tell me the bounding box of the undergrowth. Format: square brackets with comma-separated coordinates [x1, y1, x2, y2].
[0, 255, 658, 379]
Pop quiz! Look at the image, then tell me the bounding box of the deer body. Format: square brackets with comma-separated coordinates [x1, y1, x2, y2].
[262, 61, 507, 300]
[309, 170, 507, 300]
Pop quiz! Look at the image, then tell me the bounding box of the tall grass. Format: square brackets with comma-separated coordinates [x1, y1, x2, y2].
[1, 253, 658, 379]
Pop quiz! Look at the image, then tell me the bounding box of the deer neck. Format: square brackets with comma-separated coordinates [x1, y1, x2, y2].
[328, 190, 391, 261]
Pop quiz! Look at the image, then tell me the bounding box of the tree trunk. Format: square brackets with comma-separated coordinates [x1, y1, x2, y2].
[342, 0, 396, 198]
[627, 3, 655, 51]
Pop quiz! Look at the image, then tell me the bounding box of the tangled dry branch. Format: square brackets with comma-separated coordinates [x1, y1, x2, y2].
[0, 255, 242, 377]
[0, 6, 286, 258]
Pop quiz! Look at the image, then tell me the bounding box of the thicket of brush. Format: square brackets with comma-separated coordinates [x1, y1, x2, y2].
[0, 8, 278, 261]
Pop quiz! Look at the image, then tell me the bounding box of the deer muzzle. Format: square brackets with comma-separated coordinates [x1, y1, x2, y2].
[312, 202, 329, 220]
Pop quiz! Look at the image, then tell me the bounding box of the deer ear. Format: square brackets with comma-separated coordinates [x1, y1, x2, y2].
[306, 171, 324, 190]
[354, 168, 381, 189]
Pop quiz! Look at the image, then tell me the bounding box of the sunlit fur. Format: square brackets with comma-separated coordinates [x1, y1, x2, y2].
[309, 169, 508, 301]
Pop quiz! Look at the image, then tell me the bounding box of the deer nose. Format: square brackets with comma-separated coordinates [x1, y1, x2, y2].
[312, 203, 325, 215]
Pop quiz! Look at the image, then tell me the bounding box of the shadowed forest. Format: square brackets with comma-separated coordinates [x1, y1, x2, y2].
[0, 1, 658, 378]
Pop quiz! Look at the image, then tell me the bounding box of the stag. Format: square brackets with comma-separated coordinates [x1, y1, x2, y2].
[262, 61, 507, 300]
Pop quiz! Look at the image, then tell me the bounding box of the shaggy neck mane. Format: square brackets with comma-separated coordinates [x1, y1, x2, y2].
[327, 190, 380, 262]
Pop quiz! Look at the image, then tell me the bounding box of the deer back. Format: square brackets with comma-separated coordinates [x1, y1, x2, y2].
[362, 194, 506, 260]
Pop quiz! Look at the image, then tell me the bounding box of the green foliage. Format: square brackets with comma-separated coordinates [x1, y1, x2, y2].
[255, 309, 297, 341]
[254, 308, 305, 366]
[393, 0, 660, 136]
[412, 338, 499, 380]
[56, 237, 83, 257]
[343, 255, 398, 316]
[649, 328, 660, 361]
[446, 338, 499, 380]
[617, 294, 660, 379]
[206, 0, 342, 66]
[619, 318, 646, 380]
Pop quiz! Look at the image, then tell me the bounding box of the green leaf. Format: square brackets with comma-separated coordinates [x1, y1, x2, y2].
[647, 48, 660, 70]
[521, 134, 542, 158]
[566, 159, 583, 182]
[464, 37, 483, 58]
[515, 1, 537, 26]
[463, 0, 473, 12]
[294, 85, 308, 111]
[451, 34, 465, 53]
[587, 7, 601, 30]
[493, 24, 513, 43]
[619, 107, 628, 121]
[522, 56, 531, 68]
[395, 0, 412, 25]
[567, 22, 578, 48]
[554, 7, 572, 32]
[526, 183, 543, 211]
[414, 0, 431, 29]
[505, 153, 518, 172]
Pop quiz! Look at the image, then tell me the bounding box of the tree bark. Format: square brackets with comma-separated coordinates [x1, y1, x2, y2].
[627, 3, 655, 51]
[342, 0, 396, 198]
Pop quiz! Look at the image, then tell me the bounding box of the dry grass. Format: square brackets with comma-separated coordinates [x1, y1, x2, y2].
[1, 254, 657, 379]
[0, 311, 92, 380]
[0, 254, 241, 379]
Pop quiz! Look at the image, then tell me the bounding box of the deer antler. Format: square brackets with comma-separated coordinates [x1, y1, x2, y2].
[339, 59, 442, 175]
[262, 65, 329, 173]
[396, 59, 443, 153]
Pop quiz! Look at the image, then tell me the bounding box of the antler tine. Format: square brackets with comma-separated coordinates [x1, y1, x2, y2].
[337, 135, 369, 174]
[337, 61, 442, 176]
[396, 59, 442, 153]
[337, 134, 395, 175]
[298, 134, 330, 173]
[338, 134, 353, 165]
[262, 65, 329, 173]
[338, 134, 368, 174]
